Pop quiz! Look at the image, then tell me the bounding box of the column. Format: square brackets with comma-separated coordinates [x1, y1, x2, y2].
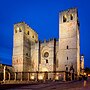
[14, 72, 17, 81]
[44, 72, 46, 82]
[28, 72, 30, 81]
[3, 66, 6, 81]
[36, 72, 38, 82]
[53, 73, 55, 81]
[8, 72, 10, 81]
[63, 72, 66, 81]
[21, 72, 22, 81]
[35, 71, 38, 82]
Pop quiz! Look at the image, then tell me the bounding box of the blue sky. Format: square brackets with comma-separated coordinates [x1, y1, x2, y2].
[0, 0, 90, 67]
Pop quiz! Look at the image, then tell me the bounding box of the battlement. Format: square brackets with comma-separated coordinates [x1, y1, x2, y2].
[40, 38, 58, 44]
[14, 22, 38, 34]
[59, 8, 78, 24]
[60, 8, 77, 14]
[14, 22, 38, 42]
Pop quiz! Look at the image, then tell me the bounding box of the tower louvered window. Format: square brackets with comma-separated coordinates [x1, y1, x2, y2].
[63, 16, 67, 22]
[70, 14, 73, 20]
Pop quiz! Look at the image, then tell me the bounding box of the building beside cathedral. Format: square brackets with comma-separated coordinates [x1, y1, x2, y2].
[12, 8, 84, 80]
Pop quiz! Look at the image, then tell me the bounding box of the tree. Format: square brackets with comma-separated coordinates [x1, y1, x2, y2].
[84, 67, 90, 74]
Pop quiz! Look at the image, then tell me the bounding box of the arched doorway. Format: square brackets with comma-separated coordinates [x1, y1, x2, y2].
[70, 65, 74, 80]
[42, 68, 48, 80]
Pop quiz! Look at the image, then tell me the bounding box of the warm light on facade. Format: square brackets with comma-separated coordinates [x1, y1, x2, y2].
[38, 75, 43, 80]
[30, 75, 34, 80]
[84, 73, 86, 75]
[42, 68, 48, 72]
[55, 73, 59, 80]
[88, 74, 90, 77]
[17, 27, 19, 30]
[55, 76, 59, 80]
[64, 15, 67, 18]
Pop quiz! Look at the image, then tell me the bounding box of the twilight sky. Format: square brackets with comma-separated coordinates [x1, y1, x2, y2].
[0, 0, 90, 67]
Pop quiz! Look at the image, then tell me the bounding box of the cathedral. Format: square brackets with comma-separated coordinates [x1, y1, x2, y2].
[12, 8, 84, 80]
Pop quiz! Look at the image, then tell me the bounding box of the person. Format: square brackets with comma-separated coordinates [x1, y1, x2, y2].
[83, 74, 88, 87]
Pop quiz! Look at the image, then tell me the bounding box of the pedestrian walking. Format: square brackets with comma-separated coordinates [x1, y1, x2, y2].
[83, 74, 88, 87]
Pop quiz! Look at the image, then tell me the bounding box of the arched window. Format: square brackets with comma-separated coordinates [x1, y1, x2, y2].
[32, 35, 34, 38]
[63, 15, 67, 22]
[70, 14, 73, 20]
[15, 30, 17, 33]
[27, 31, 29, 35]
[19, 28, 22, 32]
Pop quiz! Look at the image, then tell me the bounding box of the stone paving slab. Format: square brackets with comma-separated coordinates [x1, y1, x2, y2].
[0, 79, 90, 90]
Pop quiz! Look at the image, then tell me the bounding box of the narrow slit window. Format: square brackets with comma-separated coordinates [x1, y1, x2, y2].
[26, 53, 28, 56]
[67, 46, 68, 49]
[46, 59, 48, 63]
[66, 67, 68, 71]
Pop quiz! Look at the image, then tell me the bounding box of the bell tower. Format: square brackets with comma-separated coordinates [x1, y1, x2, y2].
[12, 22, 24, 72]
[12, 22, 38, 72]
[59, 8, 80, 76]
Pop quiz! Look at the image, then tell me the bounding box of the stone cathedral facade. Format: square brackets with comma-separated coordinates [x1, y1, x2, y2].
[12, 8, 84, 80]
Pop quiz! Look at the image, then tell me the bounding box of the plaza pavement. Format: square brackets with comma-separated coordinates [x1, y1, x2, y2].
[0, 77, 90, 90]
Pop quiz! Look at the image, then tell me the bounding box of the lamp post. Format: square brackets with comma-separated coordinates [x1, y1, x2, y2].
[3, 65, 6, 82]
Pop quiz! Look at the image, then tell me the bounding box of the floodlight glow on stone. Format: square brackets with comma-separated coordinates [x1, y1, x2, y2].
[38, 75, 43, 80]
[31, 76, 34, 80]
[17, 27, 19, 30]
[55, 76, 59, 80]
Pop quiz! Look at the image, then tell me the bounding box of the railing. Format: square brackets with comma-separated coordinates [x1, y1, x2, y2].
[0, 70, 77, 83]
[0, 66, 78, 83]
